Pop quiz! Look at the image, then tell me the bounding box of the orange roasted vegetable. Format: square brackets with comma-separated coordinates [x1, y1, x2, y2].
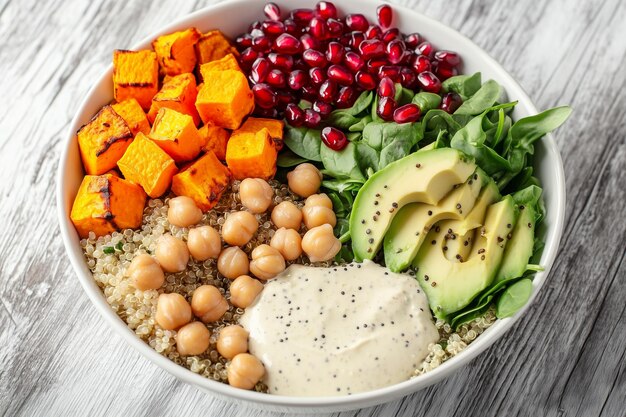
[70, 174, 146, 238]
[236, 117, 284, 150]
[111, 98, 150, 136]
[117, 133, 178, 198]
[147, 73, 200, 126]
[195, 70, 254, 129]
[198, 124, 230, 160]
[172, 151, 232, 211]
[77, 105, 133, 175]
[199, 53, 241, 81]
[225, 128, 277, 180]
[152, 28, 201, 76]
[149, 108, 202, 163]
[195, 30, 239, 66]
[113, 50, 159, 110]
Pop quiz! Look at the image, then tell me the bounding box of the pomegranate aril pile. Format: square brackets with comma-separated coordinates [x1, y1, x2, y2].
[235, 1, 463, 130]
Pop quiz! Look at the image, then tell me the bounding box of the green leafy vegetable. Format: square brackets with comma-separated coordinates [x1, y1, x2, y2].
[355, 142, 379, 177]
[326, 111, 360, 130]
[454, 79, 501, 116]
[495, 278, 533, 318]
[349, 115, 372, 132]
[103, 246, 115, 255]
[442, 72, 482, 99]
[284, 126, 322, 161]
[277, 150, 309, 167]
[320, 142, 365, 181]
[412, 92, 442, 113]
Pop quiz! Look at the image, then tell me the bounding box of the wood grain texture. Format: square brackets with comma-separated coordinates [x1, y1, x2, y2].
[0, 0, 624, 416]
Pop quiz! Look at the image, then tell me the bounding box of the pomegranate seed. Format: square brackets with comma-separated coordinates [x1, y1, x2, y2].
[441, 92, 463, 113]
[309, 16, 327, 39]
[239, 47, 259, 69]
[434, 50, 461, 67]
[283, 19, 299, 35]
[417, 41, 433, 57]
[236, 34, 252, 49]
[359, 39, 386, 59]
[321, 127, 348, 150]
[386, 39, 406, 64]
[436, 64, 458, 80]
[293, 58, 308, 71]
[250, 57, 271, 83]
[313, 100, 333, 117]
[266, 69, 286, 88]
[410, 54, 431, 73]
[304, 109, 322, 128]
[417, 71, 442, 93]
[366, 25, 383, 40]
[302, 85, 318, 100]
[378, 65, 402, 82]
[252, 83, 277, 109]
[393, 104, 421, 123]
[262, 20, 285, 36]
[252, 35, 272, 52]
[300, 34, 320, 51]
[268, 53, 294, 71]
[264, 3, 281, 21]
[356, 71, 377, 90]
[344, 51, 364, 72]
[326, 42, 345, 64]
[378, 76, 395, 98]
[276, 89, 296, 108]
[285, 103, 305, 126]
[318, 79, 338, 103]
[400, 67, 417, 88]
[249, 21, 262, 32]
[254, 106, 278, 118]
[326, 19, 344, 36]
[249, 28, 264, 39]
[382, 28, 400, 43]
[274, 33, 301, 54]
[400, 51, 415, 66]
[376, 4, 393, 28]
[303, 49, 328, 67]
[327, 64, 353, 86]
[336, 86, 357, 108]
[288, 69, 308, 90]
[367, 58, 388, 73]
[348, 31, 366, 49]
[377, 96, 397, 121]
[309, 67, 326, 85]
[316, 1, 338, 19]
[291, 8, 315, 25]
[404, 33, 421, 48]
[345, 14, 369, 31]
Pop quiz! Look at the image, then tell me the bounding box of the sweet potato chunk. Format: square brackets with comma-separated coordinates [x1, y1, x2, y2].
[111, 98, 150, 136]
[236, 117, 284, 150]
[195, 70, 253, 129]
[77, 105, 133, 175]
[147, 73, 200, 126]
[70, 174, 146, 238]
[117, 133, 178, 198]
[172, 151, 232, 211]
[149, 108, 202, 163]
[152, 28, 201, 76]
[195, 30, 238, 66]
[199, 53, 241, 81]
[226, 128, 277, 180]
[113, 50, 159, 110]
[198, 124, 230, 160]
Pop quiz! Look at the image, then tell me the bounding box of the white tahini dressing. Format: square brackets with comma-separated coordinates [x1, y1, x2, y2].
[240, 260, 438, 396]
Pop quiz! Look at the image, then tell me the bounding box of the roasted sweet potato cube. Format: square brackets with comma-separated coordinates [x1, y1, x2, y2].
[236, 117, 284, 150]
[226, 128, 277, 180]
[152, 28, 201, 76]
[195, 70, 253, 129]
[147, 73, 200, 126]
[117, 133, 178, 198]
[195, 30, 239, 66]
[113, 50, 159, 110]
[70, 174, 146, 238]
[172, 151, 232, 211]
[77, 105, 133, 175]
[199, 53, 241, 81]
[111, 98, 150, 136]
[149, 108, 202, 163]
[198, 124, 230, 160]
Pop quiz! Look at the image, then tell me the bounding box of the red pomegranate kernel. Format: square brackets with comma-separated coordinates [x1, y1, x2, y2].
[417, 41, 433, 57]
[378, 65, 402, 82]
[262, 20, 285, 36]
[404, 33, 421, 48]
[367, 58, 388, 73]
[326, 18, 344, 36]
[304, 109, 322, 128]
[377, 96, 397, 121]
[336, 86, 357, 108]
[249, 21, 262, 32]
[378, 76, 395, 98]
[288, 69, 308, 90]
[266, 69, 287, 88]
[344, 51, 364, 72]
[355, 71, 377, 90]
[283, 19, 299, 35]
[313, 100, 333, 117]
[327, 64, 353, 85]
[345, 14, 369, 31]
[440, 92, 463, 113]
[285, 103, 305, 126]
[400, 67, 417, 88]
[309, 67, 326, 85]
[276, 89, 296, 108]
[264, 3, 281, 21]
[252, 83, 277, 108]
[318, 79, 338, 102]
[417, 71, 442, 93]
[301, 84, 318, 101]
[316, 1, 338, 19]
[386, 39, 406, 64]
[300, 34, 320, 51]
[410, 54, 431, 73]
[366, 25, 383, 40]
[436, 64, 458, 80]
[393, 103, 421, 123]
[377, 4, 393, 28]
[290, 8, 315, 25]
[236, 34, 252, 49]
[359, 39, 386, 59]
[254, 106, 278, 118]
[274, 33, 301, 54]
[309, 16, 327, 39]
[382, 28, 400, 43]
[268, 53, 294, 71]
[321, 127, 348, 150]
[348, 31, 366, 49]
[239, 47, 259, 69]
[251, 35, 272, 52]
[326, 42, 345, 64]
[250, 57, 271, 83]
[302, 49, 328, 67]
[434, 50, 461, 67]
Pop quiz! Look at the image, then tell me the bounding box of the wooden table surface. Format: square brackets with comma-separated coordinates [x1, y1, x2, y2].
[1, 0, 625, 416]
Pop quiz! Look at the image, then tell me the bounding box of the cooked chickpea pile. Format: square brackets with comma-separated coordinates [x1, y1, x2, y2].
[122, 164, 341, 391]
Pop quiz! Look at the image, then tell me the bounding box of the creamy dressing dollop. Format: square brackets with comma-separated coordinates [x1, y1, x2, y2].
[240, 260, 438, 396]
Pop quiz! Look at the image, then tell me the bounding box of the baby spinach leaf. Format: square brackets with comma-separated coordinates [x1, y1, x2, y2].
[371, 95, 383, 122]
[284, 126, 322, 161]
[450, 294, 495, 329]
[355, 142, 379, 176]
[496, 278, 533, 318]
[326, 111, 360, 130]
[362, 122, 417, 151]
[502, 106, 572, 156]
[320, 142, 365, 181]
[454, 79, 501, 116]
[420, 109, 462, 143]
[343, 91, 374, 116]
[398, 86, 415, 106]
[322, 178, 364, 193]
[442, 72, 482, 100]
[412, 92, 442, 112]
[277, 150, 309, 167]
[347, 132, 362, 142]
[379, 135, 415, 169]
[349, 115, 372, 132]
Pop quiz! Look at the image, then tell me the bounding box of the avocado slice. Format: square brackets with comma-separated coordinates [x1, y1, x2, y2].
[350, 148, 476, 261]
[383, 170, 484, 272]
[444, 229, 475, 263]
[413, 196, 518, 319]
[495, 203, 535, 282]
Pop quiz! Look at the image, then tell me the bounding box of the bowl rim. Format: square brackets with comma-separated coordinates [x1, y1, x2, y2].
[56, 0, 566, 410]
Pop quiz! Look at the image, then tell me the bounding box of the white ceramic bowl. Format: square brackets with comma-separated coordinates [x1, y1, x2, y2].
[56, 0, 565, 412]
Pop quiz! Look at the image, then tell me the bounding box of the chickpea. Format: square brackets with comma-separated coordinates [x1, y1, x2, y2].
[227, 353, 265, 390]
[127, 254, 164, 291]
[167, 196, 203, 228]
[270, 228, 302, 261]
[176, 322, 210, 356]
[191, 285, 229, 323]
[230, 275, 264, 308]
[217, 325, 249, 359]
[155, 234, 189, 273]
[301, 224, 341, 262]
[304, 193, 333, 209]
[217, 247, 249, 279]
[155, 293, 192, 330]
[287, 163, 322, 198]
[222, 211, 258, 246]
[239, 178, 273, 214]
[302, 205, 337, 229]
[188, 226, 221, 261]
[249, 244, 286, 280]
[271, 201, 302, 230]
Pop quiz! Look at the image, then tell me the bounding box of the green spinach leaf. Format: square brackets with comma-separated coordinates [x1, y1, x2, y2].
[355, 142, 379, 177]
[454, 79, 501, 116]
[412, 92, 442, 112]
[284, 126, 322, 161]
[349, 115, 372, 132]
[442, 72, 482, 99]
[277, 150, 309, 167]
[495, 278, 533, 318]
[320, 142, 366, 181]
